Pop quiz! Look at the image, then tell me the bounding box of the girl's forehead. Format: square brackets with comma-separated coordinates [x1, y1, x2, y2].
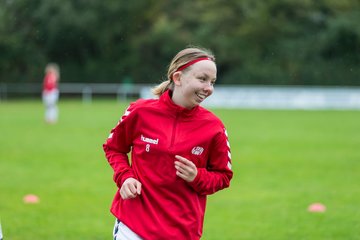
[188, 65, 217, 81]
[190, 60, 217, 72]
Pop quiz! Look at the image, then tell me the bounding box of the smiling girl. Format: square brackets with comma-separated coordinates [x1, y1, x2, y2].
[103, 47, 233, 240]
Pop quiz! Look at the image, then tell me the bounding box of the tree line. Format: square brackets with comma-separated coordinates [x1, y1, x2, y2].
[0, 0, 359, 86]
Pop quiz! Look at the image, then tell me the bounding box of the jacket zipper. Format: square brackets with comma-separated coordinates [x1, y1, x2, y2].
[170, 112, 179, 149]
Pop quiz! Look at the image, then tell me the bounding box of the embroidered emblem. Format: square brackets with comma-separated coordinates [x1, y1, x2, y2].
[192, 146, 204, 156]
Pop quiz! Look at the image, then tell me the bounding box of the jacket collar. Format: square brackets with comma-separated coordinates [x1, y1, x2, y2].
[160, 90, 200, 117]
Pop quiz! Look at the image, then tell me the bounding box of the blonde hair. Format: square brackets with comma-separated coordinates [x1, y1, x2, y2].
[45, 63, 60, 79]
[152, 47, 215, 97]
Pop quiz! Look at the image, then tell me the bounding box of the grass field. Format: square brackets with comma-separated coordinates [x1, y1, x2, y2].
[1, 99, 360, 239]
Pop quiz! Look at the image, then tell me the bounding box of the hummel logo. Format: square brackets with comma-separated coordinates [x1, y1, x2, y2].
[192, 146, 204, 155]
[141, 135, 159, 144]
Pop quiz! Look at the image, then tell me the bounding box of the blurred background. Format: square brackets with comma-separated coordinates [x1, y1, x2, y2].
[0, 0, 359, 88]
[1, 1, 360, 239]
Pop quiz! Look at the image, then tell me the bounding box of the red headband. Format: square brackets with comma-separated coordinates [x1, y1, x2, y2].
[176, 57, 212, 72]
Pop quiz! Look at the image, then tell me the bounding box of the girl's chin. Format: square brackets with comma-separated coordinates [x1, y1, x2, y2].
[193, 98, 203, 106]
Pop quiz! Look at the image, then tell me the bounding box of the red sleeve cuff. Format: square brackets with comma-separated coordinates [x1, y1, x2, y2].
[115, 170, 136, 188]
[188, 168, 205, 193]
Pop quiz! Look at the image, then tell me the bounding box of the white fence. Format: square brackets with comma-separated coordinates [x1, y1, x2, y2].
[206, 86, 360, 110]
[1, 83, 360, 110]
[0, 83, 148, 102]
[140, 85, 360, 110]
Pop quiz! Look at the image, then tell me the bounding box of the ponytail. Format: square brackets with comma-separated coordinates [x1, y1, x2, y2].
[151, 80, 173, 97]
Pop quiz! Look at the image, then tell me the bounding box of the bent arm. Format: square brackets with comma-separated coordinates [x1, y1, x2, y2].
[188, 128, 233, 195]
[103, 103, 139, 188]
[103, 141, 135, 188]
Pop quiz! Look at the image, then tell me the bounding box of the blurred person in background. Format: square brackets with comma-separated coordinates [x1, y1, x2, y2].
[103, 47, 233, 240]
[42, 63, 60, 124]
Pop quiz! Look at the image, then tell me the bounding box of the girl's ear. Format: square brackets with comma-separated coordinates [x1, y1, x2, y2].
[172, 71, 182, 86]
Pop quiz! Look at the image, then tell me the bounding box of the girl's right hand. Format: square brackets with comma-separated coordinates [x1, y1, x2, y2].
[120, 178, 142, 200]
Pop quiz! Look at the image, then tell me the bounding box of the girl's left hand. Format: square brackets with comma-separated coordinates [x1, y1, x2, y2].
[174, 155, 198, 182]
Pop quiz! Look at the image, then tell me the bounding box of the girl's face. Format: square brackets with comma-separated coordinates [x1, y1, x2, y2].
[173, 60, 217, 109]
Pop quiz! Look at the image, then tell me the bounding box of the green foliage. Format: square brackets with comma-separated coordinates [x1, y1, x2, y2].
[0, 0, 359, 85]
[1, 100, 360, 239]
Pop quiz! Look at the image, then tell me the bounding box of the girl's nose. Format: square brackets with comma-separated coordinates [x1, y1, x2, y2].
[203, 82, 214, 92]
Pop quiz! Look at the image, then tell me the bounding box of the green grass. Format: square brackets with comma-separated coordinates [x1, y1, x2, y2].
[1, 100, 360, 239]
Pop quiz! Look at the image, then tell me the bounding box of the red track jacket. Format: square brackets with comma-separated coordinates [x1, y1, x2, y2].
[103, 90, 233, 240]
[43, 72, 58, 92]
